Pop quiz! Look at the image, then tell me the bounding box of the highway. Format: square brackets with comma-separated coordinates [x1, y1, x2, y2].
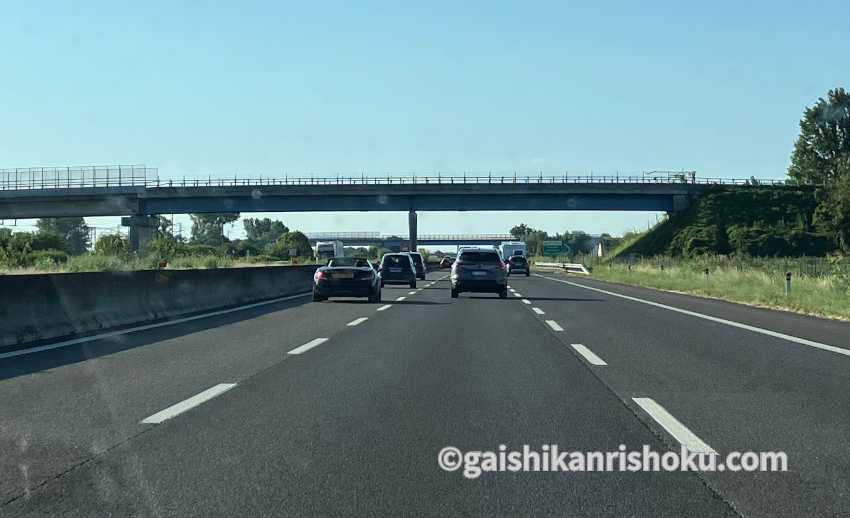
[2, 271, 849, 517]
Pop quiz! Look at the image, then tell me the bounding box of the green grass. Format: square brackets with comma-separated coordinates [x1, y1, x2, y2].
[586, 260, 850, 320]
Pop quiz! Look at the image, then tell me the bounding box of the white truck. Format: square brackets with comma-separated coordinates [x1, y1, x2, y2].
[499, 241, 527, 260]
[314, 240, 344, 260]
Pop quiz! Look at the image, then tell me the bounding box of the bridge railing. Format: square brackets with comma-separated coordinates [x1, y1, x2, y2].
[0, 165, 154, 190]
[1, 167, 795, 191]
[305, 233, 514, 241]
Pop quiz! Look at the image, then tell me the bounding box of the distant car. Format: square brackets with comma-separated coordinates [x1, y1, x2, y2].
[379, 253, 417, 288]
[439, 257, 453, 269]
[507, 255, 530, 276]
[451, 248, 508, 299]
[313, 257, 382, 302]
[407, 252, 427, 280]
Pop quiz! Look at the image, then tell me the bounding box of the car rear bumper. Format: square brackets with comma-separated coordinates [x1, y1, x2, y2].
[380, 274, 415, 284]
[452, 279, 506, 293]
[314, 280, 374, 297]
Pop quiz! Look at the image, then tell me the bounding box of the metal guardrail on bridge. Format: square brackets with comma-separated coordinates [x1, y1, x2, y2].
[0, 165, 154, 190]
[0, 166, 795, 191]
[306, 233, 514, 241]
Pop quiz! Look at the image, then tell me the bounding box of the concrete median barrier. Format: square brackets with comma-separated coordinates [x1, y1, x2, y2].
[0, 265, 319, 349]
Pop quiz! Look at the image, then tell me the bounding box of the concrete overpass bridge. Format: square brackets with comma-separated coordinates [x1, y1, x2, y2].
[0, 165, 794, 250]
[305, 232, 515, 251]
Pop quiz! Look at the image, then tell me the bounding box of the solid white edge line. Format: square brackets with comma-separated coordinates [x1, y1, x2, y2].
[570, 343, 607, 366]
[141, 383, 237, 424]
[537, 275, 850, 357]
[287, 337, 329, 355]
[521, 299, 531, 305]
[0, 291, 313, 360]
[545, 320, 564, 331]
[347, 317, 368, 326]
[377, 304, 392, 311]
[396, 296, 406, 301]
[532, 307, 545, 315]
[632, 397, 716, 454]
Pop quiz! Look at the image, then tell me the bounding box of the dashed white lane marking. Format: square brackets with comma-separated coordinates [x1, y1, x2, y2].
[287, 337, 329, 355]
[0, 291, 312, 360]
[570, 344, 607, 366]
[347, 317, 368, 326]
[539, 275, 850, 358]
[521, 299, 531, 305]
[396, 296, 406, 301]
[632, 397, 717, 454]
[377, 305, 392, 311]
[532, 307, 545, 315]
[408, 291, 417, 295]
[141, 383, 237, 424]
[514, 292, 523, 297]
[545, 320, 564, 332]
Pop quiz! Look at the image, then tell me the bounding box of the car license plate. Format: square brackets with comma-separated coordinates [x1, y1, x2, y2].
[472, 271, 487, 276]
[334, 272, 354, 279]
[389, 268, 402, 273]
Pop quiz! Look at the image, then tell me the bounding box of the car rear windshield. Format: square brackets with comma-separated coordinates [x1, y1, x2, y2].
[509, 256, 527, 264]
[382, 255, 412, 269]
[329, 257, 370, 267]
[409, 253, 424, 264]
[458, 251, 502, 263]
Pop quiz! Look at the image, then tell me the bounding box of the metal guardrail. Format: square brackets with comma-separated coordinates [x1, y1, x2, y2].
[306, 233, 514, 241]
[0, 166, 796, 191]
[0, 165, 154, 190]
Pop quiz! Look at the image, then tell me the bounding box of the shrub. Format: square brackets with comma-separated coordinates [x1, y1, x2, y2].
[147, 236, 178, 260]
[94, 234, 129, 256]
[65, 254, 131, 272]
[28, 249, 69, 266]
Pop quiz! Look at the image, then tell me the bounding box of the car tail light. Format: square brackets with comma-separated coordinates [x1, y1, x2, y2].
[314, 270, 327, 281]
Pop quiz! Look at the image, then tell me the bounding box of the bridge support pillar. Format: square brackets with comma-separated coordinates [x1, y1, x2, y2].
[671, 195, 690, 213]
[408, 210, 417, 252]
[122, 215, 157, 253]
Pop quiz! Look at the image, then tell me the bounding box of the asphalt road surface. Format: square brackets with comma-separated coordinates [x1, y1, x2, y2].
[2, 271, 849, 517]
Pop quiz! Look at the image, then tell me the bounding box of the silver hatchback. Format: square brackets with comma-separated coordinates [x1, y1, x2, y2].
[450, 248, 508, 298]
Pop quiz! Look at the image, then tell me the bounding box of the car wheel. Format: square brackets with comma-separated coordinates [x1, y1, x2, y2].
[380, 280, 385, 287]
[410, 280, 417, 289]
[499, 288, 508, 299]
[451, 288, 459, 298]
[312, 290, 324, 302]
[525, 271, 530, 277]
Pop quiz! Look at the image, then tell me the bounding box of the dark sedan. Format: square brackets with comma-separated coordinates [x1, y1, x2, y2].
[313, 257, 382, 302]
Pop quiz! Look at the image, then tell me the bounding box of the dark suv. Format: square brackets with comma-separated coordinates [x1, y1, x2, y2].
[507, 255, 530, 276]
[450, 248, 508, 298]
[407, 252, 426, 280]
[379, 253, 417, 288]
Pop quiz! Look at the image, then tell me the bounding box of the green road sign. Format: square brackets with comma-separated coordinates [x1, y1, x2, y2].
[542, 241, 571, 255]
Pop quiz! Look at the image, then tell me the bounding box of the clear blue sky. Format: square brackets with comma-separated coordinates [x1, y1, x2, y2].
[1, 1, 847, 242]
